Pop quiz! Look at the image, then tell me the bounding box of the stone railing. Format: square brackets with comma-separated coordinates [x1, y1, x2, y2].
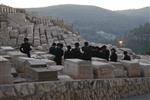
[0, 77, 150, 100]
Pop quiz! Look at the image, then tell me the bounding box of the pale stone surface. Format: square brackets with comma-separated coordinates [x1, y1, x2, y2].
[0, 78, 150, 100]
[64, 59, 93, 79]
[92, 61, 114, 78]
[0, 56, 13, 84]
[140, 62, 150, 77]
[26, 67, 58, 81]
[120, 60, 141, 77]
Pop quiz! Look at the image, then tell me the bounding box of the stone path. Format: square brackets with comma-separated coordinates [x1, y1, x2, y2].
[120, 94, 150, 100]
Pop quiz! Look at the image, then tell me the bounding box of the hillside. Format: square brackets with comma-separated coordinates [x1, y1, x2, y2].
[125, 23, 150, 54]
[27, 5, 149, 43]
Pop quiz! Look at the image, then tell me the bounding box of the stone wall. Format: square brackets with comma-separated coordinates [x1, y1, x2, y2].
[1, 77, 150, 100]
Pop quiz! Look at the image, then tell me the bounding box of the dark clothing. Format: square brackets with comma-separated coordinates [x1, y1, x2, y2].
[71, 48, 82, 59]
[101, 49, 110, 61]
[49, 46, 56, 55]
[110, 52, 118, 62]
[82, 46, 92, 60]
[64, 50, 72, 59]
[123, 55, 131, 61]
[20, 43, 31, 57]
[54, 47, 64, 65]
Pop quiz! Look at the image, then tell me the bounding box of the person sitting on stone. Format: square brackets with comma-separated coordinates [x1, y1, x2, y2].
[49, 43, 56, 55]
[110, 48, 118, 62]
[71, 42, 82, 59]
[64, 45, 72, 59]
[81, 42, 92, 61]
[20, 38, 32, 57]
[123, 51, 131, 61]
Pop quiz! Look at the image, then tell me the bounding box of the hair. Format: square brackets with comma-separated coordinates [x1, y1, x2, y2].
[124, 51, 128, 55]
[24, 38, 29, 41]
[52, 43, 56, 46]
[84, 42, 89, 46]
[67, 45, 71, 49]
[75, 42, 80, 47]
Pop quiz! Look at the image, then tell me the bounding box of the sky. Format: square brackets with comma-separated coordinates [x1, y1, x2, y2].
[0, 0, 150, 10]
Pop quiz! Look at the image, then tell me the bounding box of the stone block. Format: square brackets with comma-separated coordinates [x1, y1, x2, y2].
[140, 62, 150, 77]
[109, 62, 127, 77]
[0, 46, 15, 55]
[58, 75, 73, 81]
[40, 54, 55, 60]
[0, 56, 13, 84]
[15, 57, 36, 73]
[120, 60, 141, 77]
[25, 59, 47, 68]
[26, 67, 58, 81]
[64, 59, 93, 79]
[40, 59, 56, 66]
[92, 57, 108, 62]
[92, 61, 114, 79]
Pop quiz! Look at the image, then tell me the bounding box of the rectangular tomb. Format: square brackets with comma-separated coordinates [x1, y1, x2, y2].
[140, 62, 150, 77]
[92, 61, 114, 79]
[26, 67, 58, 81]
[64, 59, 93, 79]
[0, 56, 13, 84]
[120, 60, 141, 77]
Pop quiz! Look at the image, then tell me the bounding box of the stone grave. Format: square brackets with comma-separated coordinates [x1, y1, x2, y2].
[120, 60, 141, 77]
[0, 56, 13, 84]
[64, 59, 93, 79]
[92, 61, 114, 79]
[0, 46, 15, 55]
[26, 67, 58, 81]
[140, 62, 150, 77]
[109, 62, 127, 78]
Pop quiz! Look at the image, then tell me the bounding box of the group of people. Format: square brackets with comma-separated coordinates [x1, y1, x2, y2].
[49, 41, 131, 65]
[19, 38, 131, 65]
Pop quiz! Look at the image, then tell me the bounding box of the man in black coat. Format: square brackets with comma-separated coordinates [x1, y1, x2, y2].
[64, 45, 72, 59]
[54, 43, 64, 65]
[71, 42, 82, 59]
[49, 43, 56, 55]
[110, 48, 118, 62]
[20, 38, 32, 57]
[123, 51, 131, 61]
[81, 42, 92, 61]
[100, 45, 110, 61]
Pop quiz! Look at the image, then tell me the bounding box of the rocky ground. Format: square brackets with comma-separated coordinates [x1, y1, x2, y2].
[120, 94, 150, 100]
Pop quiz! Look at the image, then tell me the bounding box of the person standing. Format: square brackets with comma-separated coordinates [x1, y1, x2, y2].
[54, 43, 64, 65]
[110, 48, 118, 62]
[81, 42, 92, 60]
[101, 45, 110, 61]
[64, 45, 72, 59]
[71, 42, 82, 59]
[49, 43, 56, 55]
[20, 38, 32, 57]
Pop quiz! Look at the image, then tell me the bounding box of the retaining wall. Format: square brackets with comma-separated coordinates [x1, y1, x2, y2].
[1, 78, 150, 100]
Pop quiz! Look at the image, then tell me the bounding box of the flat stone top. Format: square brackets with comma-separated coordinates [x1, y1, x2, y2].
[120, 60, 139, 64]
[92, 57, 107, 61]
[0, 56, 8, 62]
[49, 65, 64, 71]
[31, 67, 57, 72]
[0, 46, 14, 50]
[33, 51, 47, 55]
[27, 59, 46, 66]
[140, 62, 150, 66]
[40, 59, 55, 63]
[92, 61, 110, 66]
[66, 59, 84, 63]
[7, 51, 26, 56]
